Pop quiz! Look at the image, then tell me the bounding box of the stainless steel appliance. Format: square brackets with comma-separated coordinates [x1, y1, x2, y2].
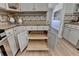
[0, 29, 6, 40]
[0, 45, 7, 56]
[0, 29, 7, 56]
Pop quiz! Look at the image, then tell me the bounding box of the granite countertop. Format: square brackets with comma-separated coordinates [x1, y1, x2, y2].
[65, 22, 79, 25]
[0, 22, 49, 30]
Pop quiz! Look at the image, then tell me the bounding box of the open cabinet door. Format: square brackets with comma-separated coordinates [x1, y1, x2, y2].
[7, 34, 19, 55]
[18, 31, 29, 52]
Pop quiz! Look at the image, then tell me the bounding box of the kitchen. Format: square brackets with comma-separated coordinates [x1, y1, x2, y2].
[0, 3, 79, 56]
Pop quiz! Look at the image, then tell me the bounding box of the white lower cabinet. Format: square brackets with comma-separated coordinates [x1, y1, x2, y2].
[7, 34, 19, 56]
[69, 29, 79, 46]
[5, 29, 19, 56]
[14, 26, 28, 52]
[48, 29, 57, 49]
[63, 27, 71, 41]
[17, 31, 28, 52]
[63, 25, 79, 46]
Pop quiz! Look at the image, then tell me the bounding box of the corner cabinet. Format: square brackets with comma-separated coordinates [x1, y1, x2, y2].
[0, 3, 20, 11]
[6, 3, 20, 11]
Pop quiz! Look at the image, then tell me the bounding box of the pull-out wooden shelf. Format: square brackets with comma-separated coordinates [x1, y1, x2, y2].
[26, 40, 49, 51]
[28, 31, 48, 40]
[28, 33, 48, 40]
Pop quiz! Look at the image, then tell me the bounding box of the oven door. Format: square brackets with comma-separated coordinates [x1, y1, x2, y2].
[0, 32, 6, 40]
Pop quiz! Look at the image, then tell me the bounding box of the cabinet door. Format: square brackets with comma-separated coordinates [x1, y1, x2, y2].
[69, 29, 79, 46]
[35, 3, 48, 11]
[7, 35, 19, 56]
[63, 3, 76, 14]
[63, 27, 71, 40]
[48, 29, 57, 49]
[17, 31, 28, 52]
[0, 3, 6, 9]
[20, 3, 34, 11]
[14, 26, 26, 33]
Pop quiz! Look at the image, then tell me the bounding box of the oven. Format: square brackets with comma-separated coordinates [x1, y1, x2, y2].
[0, 29, 7, 56]
[0, 29, 6, 40]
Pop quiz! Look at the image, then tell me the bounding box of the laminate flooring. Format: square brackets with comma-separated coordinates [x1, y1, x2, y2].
[16, 39, 79, 56]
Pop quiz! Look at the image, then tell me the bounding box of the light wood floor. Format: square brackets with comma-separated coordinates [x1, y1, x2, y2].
[16, 39, 79, 56]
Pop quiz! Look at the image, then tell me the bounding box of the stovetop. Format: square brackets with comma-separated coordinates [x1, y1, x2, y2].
[0, 29, 5, 33]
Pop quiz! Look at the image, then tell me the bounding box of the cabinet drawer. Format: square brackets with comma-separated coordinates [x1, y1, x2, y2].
[14, 26, 26, 33]
[26, 26, 49, 30]
[43, 26, 49, 30]
[5, 29, 14, 36]
[26, 26, 37, 30]
[26, 26, 32, 30]
[37, 26, 43, 30]
[31, 26, 37, 30]
[38, 26, 49, 30]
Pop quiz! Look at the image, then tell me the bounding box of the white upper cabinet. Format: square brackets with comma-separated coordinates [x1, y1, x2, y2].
[20, 3, 48, 11]
[0, 3, 20, 11]
[0, 3, 6, 9]
[6, 3, 20, 11]
[35, 3, 48, 11]
[0, 3, 48, 12]
[63, 3, 76, 13]
[20, 3, 34, 11]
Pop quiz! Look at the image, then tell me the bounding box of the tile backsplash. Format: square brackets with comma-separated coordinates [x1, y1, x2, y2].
[0, 11, 49, 25]
[0, 15, 8, 23]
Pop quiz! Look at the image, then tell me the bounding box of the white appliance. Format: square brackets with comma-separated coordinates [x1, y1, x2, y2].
[51, 20, 60, 31]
